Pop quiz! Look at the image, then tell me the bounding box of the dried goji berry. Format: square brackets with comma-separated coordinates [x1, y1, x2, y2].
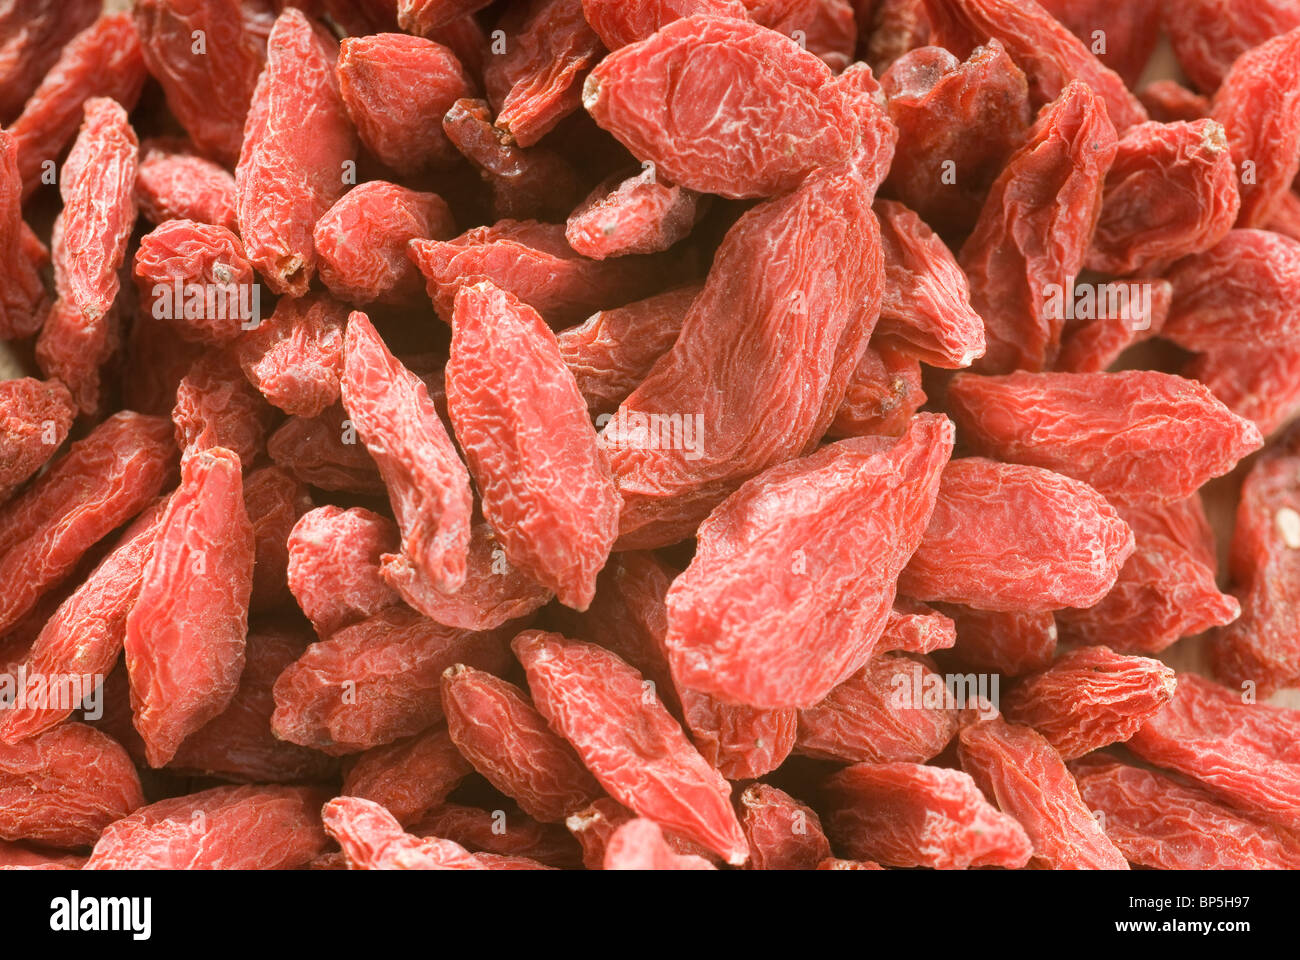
[0, 723, 142, 850]
[87, 785, 330, 870]
[583, 15, 858, 198]
[236, 291, 347, 419]
[1073, 758, 1300, 870]
[288, 505, 402, 638]
[322, 795, 485, 870]
[607, 167, 881, 549]
[0, 412, 174, 636]
[124, 446, 254, 768]
[960, 82, 1117, 373]
[267, 402, 386, 495]
[880, 40, 1031, 242]
[604, 818, 717, 870]
[795, 652, 959, 764]
[666, 415, 953, 708]
[744, 0, 858, 71]
[898, 457, 1135, 612]
[876, 598, 958, 655]
[828, 344, 925, 439]
[936, 604, 1058, 676]
[410, 803, 584, 868]
[446, 281, 620, 610]
[823, 761, 1033, 869]
[243, 465, 312, 613]
[0, 0, 100, 123]
[342, 725, 470, 826]
[135, 140, 239, 233]
[556, 285, 697, 416]
[0, 131, 49, 341]
[581, 0, 749, 48]
[924, 0, 1147, 131]
[565, 167, 702, 261]
[441, 664, 604, 822]
[1162, 0, 1300, 94]
[133, 0, 266, 167]
[271, 607, 512, 754]
[485, 0, 603, 147]
[0, 841, 87, 871]
[1035, 0, 1160, 88]
[8, 13, 146, 200]
[133, 218, 257, 345]
[737, 783, 831, 871]
[315, 182, 456, 306]
[337, 32, 472, 175]
[0, 378, 75, 504]
[172, 350, 277, 467]
[341, 310, 472, 593]
[513, 630, 749, 865]
[1210, 27, 1300, 228]
[1137, 79, 1210, 124]
[1053, 279, 1170, 374]
[958, 716, 1128, 870]
[34, 97, 139, 414]
[236, 8, 357, 297]
[396, 0, 491, 36]
[1001, 646, 1175, 763]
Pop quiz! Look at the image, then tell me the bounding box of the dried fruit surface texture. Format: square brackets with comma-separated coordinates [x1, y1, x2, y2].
[948, 371, 1263, 506]
[446, 282, 620, 610]
[0, 379, 75, 504]
[607, 167, 881, 548]
[898, 458, 1134, 612]
[0, 724, 142, 850]
[584, 15, 857, 198]
[960, 81, 1116, 374]
[323, 796, 485, 870]
[738, 783, 831, 871]
[823, 761, 1033, 869]
[341, 311, 472, 594]
[1126, 673, 1300, 829]
[287, 506, 401, 638]
[86, 785, 329, 870]
[1163, 0, 1300, 94]
[958, 716, 1127, 869]
[0, 131, 49, 340]
[513, 631, 749, 865]
[1074, 759, 1300, 870]
[124, 446, 254, 768]
[1212, 428, 1300, 694]
[236, 8, 357, 296]
[665, 415, 953, 708]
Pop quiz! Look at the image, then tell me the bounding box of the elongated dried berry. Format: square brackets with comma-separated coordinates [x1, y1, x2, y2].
[0, 378, 75, 504]
[323, 795, 485, 870]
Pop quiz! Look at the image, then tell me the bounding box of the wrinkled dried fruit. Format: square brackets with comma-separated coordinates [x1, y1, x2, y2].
[288, 506, 402, 638]
[236, 291, 347, 419]
[0, 378, 75, 504]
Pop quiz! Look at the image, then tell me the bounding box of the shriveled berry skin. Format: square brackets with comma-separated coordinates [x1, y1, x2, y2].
[0, 412, 176, 637]
[666, 415, 951, 709]
[1212, 428, 1300, 694]
[0, 378, 75, 504]
[0, 723, 143, 851]
[0, 842, 87, 871]
[9, 14, 147, 200]
[242, 466, 312, 614]
[0, 499, 166, 745]
[899, 458, 1135, 613]
[167, 624, 337, 784]
[341, 311, 472, 594]
[124, 446, 255, 768]
[923, 0, 1147, 131]
[582, 0, 750, 49]
[796, 652, 958, 764]
[0, 0, 100, 124]
[960, 81, 1116, 374]
[267, 403, 386, 495]
[337, 33, 472, 175]
[823, 761, 1033, 870]
[323, 795, 486, 870]
[342, 726, 470, 826]
[947, 371, 1264, 507]
[135, 139, 238, 232]
[1210, 27, 1300, 228]
[0, 131, 49, 341]
[1087, 119, 1240, 276]
[607, 167, 882, 549]
[1054, 279, 1171, 374]
[512, 630, 749, 866]
[132, 218, 257, 345]
[938, 605, 1057, 676]
[604, 818, 717, 870]
[288, 506, 402, 638]
[133, 0, 265, 167]
[397, 0, 492, 36]
[446, 281, 620, 611]
[172, 350, 277, 467]
[876, 598, 957, 655]
[315, 182, 456, 306]
[880, 40, 1031, 243]
[1074, 759, 1300, 871]
[958, 716, 1128, 870]
[86, 785, 331, 870]
[1127, 673, 1300, 829]
[236, 291, 348, 419]
[35, 97, 140, 414]
[235, 8, 357, 297]
[829, 343, 926, 438]
[1138, 79, 1210, 123]
[564, 796, 721, 868]
[412, 803, 584, 869]
[738, 783, 831, 871]
[1162, 0, 1300, 94]
[271, 607, 513, 755]
[1036, 0, 1159, 88]
[485, 0, 604, 148]
[441, 665, 604, 823]
[565, 168, 702, 261]
[583, 15, 858, 199]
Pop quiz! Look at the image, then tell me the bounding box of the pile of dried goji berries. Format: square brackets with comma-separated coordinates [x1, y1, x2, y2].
[1, 0, 1300, 872]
